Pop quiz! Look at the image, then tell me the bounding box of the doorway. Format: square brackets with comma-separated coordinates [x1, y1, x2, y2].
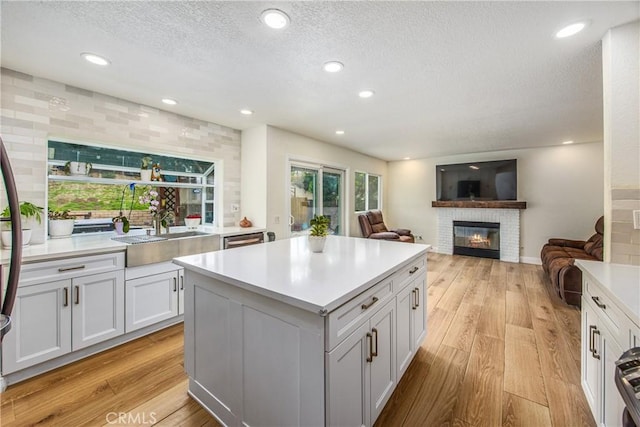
[289, 163, 345, 237]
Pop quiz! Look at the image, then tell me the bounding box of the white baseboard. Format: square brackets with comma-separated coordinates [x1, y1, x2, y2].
[520, 256, 542, 265]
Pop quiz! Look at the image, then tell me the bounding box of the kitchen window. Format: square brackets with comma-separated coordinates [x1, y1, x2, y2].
[355, 171, 381, 212]
[47, 140, 217, 233]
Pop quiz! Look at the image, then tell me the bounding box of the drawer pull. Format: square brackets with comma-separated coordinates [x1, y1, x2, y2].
[409, 267, 419, 274]
[591, 296, 606, 310]
[361, 296, 379, 311]
[372, 328, 378, 357]
[414, 287, 420, 308]
[592, 328, 601, 360]
[63, 287, 69, 307]
[173, 277, 177, 292]
[58, 265, 86, 272]
[411, 289, 417, 310]
[74, 286, 80, 305]
[366, 332, 373, 363]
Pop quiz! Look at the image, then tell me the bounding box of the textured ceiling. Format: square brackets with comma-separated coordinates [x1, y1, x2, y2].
[1, 1, 638, 160]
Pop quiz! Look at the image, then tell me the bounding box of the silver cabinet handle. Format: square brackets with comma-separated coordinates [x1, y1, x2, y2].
[591, 296, 606, 310]
[58, 265, 86, 272]
[371, 328, 378, 358]
[63, 287, 69, 307]
[592, 328, 601, 360]
[366, 332, 373, 363]
[74, 286, 80, 305]
[361, 296, 379, 310]
[589, 325, 596, 353]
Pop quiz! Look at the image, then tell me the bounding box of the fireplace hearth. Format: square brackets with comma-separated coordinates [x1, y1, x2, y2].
[453, 221, 500, 259]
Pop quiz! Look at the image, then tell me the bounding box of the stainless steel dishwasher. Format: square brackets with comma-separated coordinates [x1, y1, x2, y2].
[223, 232, 264, 249]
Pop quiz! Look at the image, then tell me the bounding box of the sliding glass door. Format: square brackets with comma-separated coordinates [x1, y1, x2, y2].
[289, 163, 344, 237]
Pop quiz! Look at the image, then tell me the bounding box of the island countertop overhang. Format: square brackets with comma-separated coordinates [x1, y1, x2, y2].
[173, 235, 430, 315]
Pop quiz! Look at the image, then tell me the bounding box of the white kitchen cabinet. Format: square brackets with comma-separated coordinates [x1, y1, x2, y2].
[2, 253, 125, 374]
[578, 260, 640, 427]
[396, 271, 427, 379]
[125, 266, 184, 333]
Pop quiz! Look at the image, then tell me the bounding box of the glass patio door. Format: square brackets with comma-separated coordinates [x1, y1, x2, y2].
[289, 164, 344, 237]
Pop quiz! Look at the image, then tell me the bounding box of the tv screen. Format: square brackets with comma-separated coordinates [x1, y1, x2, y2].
[436, 159, 517, 201]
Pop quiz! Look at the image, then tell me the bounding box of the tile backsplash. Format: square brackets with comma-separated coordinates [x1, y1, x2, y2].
[0, 67, 241, 243]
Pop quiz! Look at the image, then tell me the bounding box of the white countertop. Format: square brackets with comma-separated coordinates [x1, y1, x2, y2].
[576, 259, 640, 326]
[0, 225, 264, 264]
[173, 235, 431, 315]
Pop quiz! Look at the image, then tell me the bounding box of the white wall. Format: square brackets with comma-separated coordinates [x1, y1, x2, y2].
[260, 126, 388, 240]
[602, 20, 640, 265]
[240, 125, 268, 228]
[387, 142, 604, 262]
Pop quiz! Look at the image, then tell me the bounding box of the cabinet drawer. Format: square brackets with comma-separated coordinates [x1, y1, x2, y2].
[583, 274, 627, 347]
[20, 252, 125, 286]
[394, 255, 426, 291]
[326, 277, 394, 351]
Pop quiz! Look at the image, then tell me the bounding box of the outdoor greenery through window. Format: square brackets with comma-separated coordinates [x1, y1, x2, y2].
[354, 172, 380, 212]
[47, 140, 216, 233]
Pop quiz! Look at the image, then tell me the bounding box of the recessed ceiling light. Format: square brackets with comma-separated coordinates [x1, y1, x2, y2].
[469, 165, 480, 170]
[260, 9, 290, 29]
[81, 52, 110, 66]
[403, 157, 411, 160]
[562, 140, 574, 145]
[323, 61, 344, 73]
[359, 90, 375, 98]
[556, 22, 588, 38]
[335, 130, 345, 135]
[161, 98, 178, 105]
[240, 109, 254, 115]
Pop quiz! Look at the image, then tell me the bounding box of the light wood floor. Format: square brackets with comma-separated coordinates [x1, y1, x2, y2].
[0, 253, 595, 427]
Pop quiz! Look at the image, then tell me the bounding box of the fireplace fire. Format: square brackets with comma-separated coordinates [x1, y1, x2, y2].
[453, 221, 500, 259]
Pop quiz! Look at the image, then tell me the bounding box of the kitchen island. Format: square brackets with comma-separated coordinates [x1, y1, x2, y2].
[173, 235, 430, 427]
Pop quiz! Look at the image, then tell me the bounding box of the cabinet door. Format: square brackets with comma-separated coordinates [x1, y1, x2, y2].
[581, 300, 601, 422]
[2, 280, 71, 374]
[327, 322, 369, 427]
[369, 300, 396, 424]
[125, 271, 178, 332]
[601, 331, 626, 427]
[395, 283, 414, 378]
[72, 270, 125, 350]
[411, 272, 427, 350]
[177, 268, 185, 315]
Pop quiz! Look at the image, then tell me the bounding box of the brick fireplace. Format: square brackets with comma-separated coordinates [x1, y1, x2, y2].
[433, 201, 526, 263]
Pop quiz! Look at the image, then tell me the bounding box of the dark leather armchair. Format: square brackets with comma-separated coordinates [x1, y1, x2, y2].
[358, 210, 415, 243]
[540, 216, 604, 307]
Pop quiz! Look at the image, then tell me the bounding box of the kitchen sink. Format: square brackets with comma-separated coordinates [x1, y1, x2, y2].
[112, 231, 219, 266]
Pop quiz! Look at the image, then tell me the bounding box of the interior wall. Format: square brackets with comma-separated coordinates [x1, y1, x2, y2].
[264, 126, 387, 240]
[602, 20, 640, 265]
[240, 125, 268, 228]
[0, 68, 241, 243]
[387, 142, 604, 263]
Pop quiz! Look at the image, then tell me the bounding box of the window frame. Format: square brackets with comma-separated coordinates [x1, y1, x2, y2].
[354, 171, 382, 213]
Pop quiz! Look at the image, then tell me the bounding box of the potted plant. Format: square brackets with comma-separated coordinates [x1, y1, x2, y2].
[1, 201, 44, 247]
[48, 209, 76, 238]
[308, 214, 330, 253]
[112, 183, 136, 235]
[140, 155, 153, 181]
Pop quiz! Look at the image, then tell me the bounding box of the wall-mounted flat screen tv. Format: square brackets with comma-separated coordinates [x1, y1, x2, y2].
[436, 159, 517, 201]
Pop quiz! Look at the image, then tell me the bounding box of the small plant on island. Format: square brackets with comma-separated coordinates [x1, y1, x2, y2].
[309, 215, 330, 237]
